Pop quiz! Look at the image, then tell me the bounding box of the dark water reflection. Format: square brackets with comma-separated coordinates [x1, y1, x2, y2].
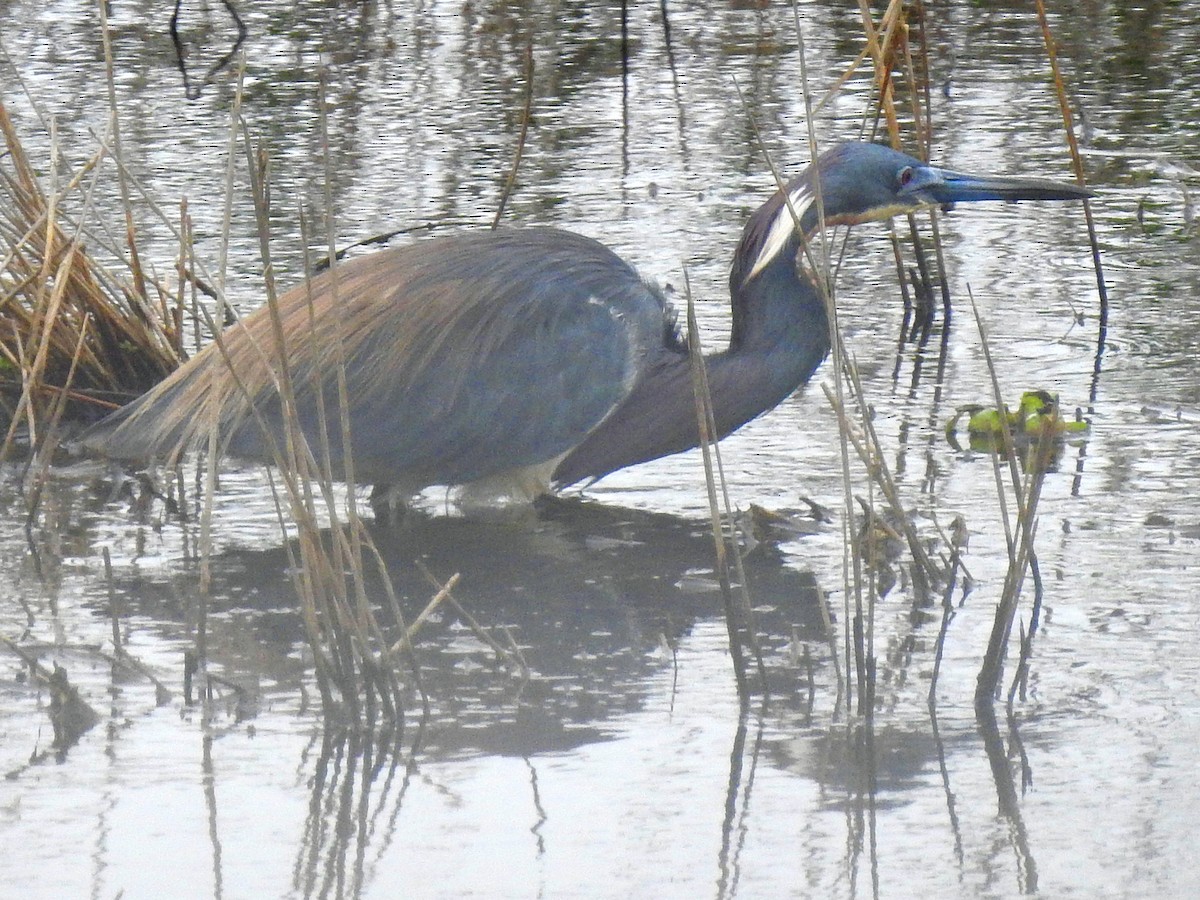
[3, 0, 1200, 897]
[105, 497, 826, 757]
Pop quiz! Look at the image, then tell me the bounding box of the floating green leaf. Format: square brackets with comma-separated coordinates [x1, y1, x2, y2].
[946, 390, 1089, 453]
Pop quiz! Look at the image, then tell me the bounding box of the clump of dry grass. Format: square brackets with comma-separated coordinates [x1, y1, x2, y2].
[0, 99, 182, 452]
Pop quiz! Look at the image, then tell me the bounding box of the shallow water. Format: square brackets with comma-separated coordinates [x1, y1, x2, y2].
[2, 1, 1200, 898]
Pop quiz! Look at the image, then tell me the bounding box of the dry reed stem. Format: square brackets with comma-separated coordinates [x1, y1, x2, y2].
[1033, 0, 1109, 328]
[683, 271, 764, 699]
[492, 39, 535, 230]
[23, 308, 90, 523]
[851, 0, 946, 329]
[203, 75, 414, 723]
[786, 10, 859, 714]
[313, 68, 401, 688]
[0, 634, 100, 746]
[97, 0, 147, 307]
[246, 147, 373, 717]
[392, 573, 461, 654]
[967, 291, 1051, 705]
[411, 559, 523, 675]
[792, 1, 948, 715]
[855, 0, 911, 145]
[820, 374, 940, 584]
[0, 99, 180, 440]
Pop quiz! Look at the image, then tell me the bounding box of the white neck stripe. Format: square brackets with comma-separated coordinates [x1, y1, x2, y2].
[746, 186, 813, 282]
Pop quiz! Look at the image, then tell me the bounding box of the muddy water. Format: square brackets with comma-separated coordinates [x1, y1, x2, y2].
[2, 1, 1199, 898]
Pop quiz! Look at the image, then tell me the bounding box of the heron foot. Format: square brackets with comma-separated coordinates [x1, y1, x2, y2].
[369, 483, 417, 525]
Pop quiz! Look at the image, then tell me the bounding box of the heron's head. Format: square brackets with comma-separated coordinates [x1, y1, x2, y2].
[738, 141, 1091, 284]
[814, 142, 1093, 225]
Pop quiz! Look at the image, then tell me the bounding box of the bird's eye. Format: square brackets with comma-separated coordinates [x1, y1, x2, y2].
[898, 166, 914, 188]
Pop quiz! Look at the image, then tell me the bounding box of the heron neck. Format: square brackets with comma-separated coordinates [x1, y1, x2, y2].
[550, 220, 832, 488]
[709, 234, 830, 430]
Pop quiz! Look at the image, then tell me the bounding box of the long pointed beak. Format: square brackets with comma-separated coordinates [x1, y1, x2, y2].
[904, 165, 1094, 206]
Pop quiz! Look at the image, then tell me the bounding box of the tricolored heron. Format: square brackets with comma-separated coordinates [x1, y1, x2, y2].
[82, 142, 1090, 510]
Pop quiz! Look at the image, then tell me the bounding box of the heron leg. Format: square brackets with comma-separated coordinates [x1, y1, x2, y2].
[369, 482, 417, 525]
[456, 456, 563, 511]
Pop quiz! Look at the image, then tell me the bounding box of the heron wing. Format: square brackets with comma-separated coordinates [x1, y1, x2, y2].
[82, 228, 666, 488]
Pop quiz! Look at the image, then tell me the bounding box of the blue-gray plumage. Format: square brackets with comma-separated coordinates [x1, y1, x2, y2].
[81, 142, 1090, 509]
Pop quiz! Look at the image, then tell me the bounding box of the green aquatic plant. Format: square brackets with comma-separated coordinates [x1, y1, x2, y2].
[945, 389, 1089, 453]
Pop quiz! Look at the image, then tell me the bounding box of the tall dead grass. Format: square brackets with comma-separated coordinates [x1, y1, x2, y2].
[0, 100, 182, 453]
